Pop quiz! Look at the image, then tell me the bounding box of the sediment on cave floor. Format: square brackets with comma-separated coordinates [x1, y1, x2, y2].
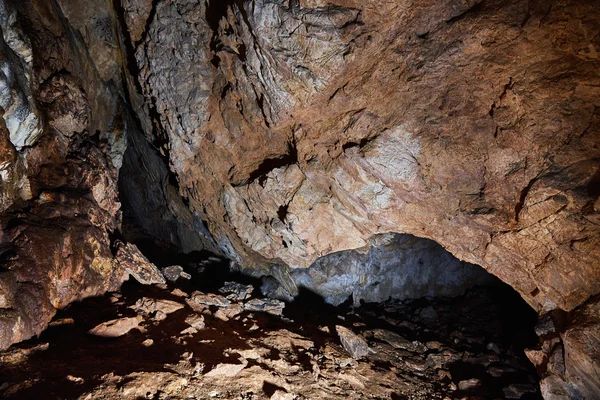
[0, 243, 542, 400]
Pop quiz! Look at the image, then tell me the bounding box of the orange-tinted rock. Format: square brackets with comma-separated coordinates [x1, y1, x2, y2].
[130, 0, 600, 316]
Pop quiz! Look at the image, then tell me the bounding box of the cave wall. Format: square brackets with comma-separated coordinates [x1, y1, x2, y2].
[124, 0, 600, 315]
[0, 0, 598, 397]
[0, 0, 130, 349]
[0, 0, 215, 350]
[289, 233, 497, 306]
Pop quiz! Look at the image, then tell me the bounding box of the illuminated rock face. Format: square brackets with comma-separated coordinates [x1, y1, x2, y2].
[126, 0, 600, 314]
[0, 0, 599, 397]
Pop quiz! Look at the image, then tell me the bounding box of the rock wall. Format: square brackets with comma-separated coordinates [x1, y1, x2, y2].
[0, 0, 598, 397]
[0, 0, 129, 349]
[0, 0, 215, 350]
[127, 0, 600, 316]
[288, 233, 497, 306]
[122, 2, 600, 395]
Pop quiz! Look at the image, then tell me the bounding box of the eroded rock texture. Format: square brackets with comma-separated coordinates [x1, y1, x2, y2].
[289, 233, 496, 306]
[0, 0, 130, 349]
[0, 0, 599, 397]
[120, 2, 599, 395]
[127, 0, 600, 316]
[0, 0, 204, 351]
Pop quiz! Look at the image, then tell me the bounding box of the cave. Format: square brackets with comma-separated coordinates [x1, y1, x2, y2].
[0, 0, 599, 399]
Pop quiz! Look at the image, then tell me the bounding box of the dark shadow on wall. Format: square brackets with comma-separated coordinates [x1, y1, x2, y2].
[117, 111, 219, 256]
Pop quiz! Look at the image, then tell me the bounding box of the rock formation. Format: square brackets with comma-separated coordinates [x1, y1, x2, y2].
[0, 0, 598, 397]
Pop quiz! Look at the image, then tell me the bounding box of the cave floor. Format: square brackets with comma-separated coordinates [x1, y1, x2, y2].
[0, 268, 541, 400]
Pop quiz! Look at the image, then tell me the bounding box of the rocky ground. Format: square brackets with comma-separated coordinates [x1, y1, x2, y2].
[0, 260, 541, 400]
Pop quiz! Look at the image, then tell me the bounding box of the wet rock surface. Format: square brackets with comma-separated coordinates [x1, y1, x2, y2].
[0, 270, 541, 400]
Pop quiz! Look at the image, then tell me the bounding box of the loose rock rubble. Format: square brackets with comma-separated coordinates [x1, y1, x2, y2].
[160, 266, 192, 282]
[219, 282, 254, 301]
[335, 326, 370, 359]
[0, 279, 541, 399]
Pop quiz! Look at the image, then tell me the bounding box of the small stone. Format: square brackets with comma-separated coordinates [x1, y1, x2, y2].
[270, 391, 295, 400]
[48, 318, 75, 327]
[218, 281, 254, 301]
[142, 339, 154, 347]
[66, 375, 84, 384]
[336, 325, 370, 359]
[426, 341, 442, 350]
[319, 326, 330, 334]
[180, 327, 198, 335]
[160, 265, 188, 282]
[370, 329, 427, 353]
[419, 306, 438, 321]
[222, 303, 244, 319]
[487, 366, 509, 377]
[171, 288, 188, 298]
[153, 310, 167, 321]
[437, 369, 452, 380]
[458, 378, 483, 393]
[214, 309, 229, 321]
[404, 357, 429, 371]
[487, 342, 501, 354]
[338, 358, 354, 368]
[244, 298, 285, 316]
[204, 363, 246, 377]
[116, 242, 165, 285]
[180, 271, 192, 279]
[88, 316, 142, 338]
[130, 297, 185, 316]
[186, 291, 231, 310]
[185, 314, 205, 329]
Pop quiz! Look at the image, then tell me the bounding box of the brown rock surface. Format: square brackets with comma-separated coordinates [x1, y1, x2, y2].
[130, 0, 600, 316]
[0, 0, 598, 397]
[0, 0, 215, 350]
[0, 0, 132, 350]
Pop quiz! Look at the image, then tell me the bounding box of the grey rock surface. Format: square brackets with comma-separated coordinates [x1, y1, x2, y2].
[336, 325, 370, 360]
[291, 233, 495, 306]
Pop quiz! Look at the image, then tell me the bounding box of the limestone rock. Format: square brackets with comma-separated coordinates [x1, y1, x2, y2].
[0, 0, 130, 350]
[336, 325, 370, 360]
[127, 0, 600, 318]
[218, 282, 253, 301]
[186, 292, 231, 309]
[0, 1, 598, 397]
[204, 363, 246, 378]
[130, 297, 185, 316]
[369, 329, 427, 354]
[161, 266, 191, 282]
[560, 297, 600, 399]
[184, 314, 205, 330]
[88, 316, 142, 338]
[503, 383, 538, 399]
[115, 242, 166, 285]
[244, 298, 285, 316]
